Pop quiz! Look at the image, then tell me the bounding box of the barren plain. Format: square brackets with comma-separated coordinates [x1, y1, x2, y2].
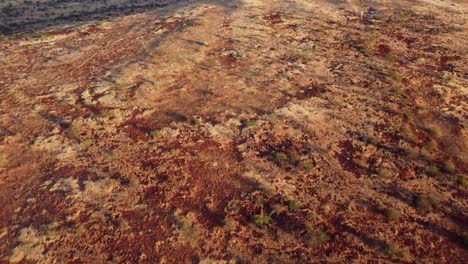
[0, 0, 467, 263]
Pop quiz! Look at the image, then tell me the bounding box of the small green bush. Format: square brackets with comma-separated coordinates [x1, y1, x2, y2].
[387, 68, 400, 81]
[288, 200, 303, 211]
[181, 115, 191, 123]
[246, 120, 258, 127]
[384, 208, 401, 221]
[80, 139, 93, 149]
[430, 127, 442, 138]
[273, 152, 288, 162]
[394, 89, 406, 98]
[252, 214, 272, 227]
[302, 163, 315, 173]
[443, 161, 455, 174]
[406, 149, 419, 160]
[378, 168, 392, 178]
[386, 53, 396, 62]
[150, 130, 163, 139]
[428, 196, 441, 210]
[306, 231, 330, 247]
[401, 126, 415, 139]
[415, 197, 432, 210]
[0, 154, 8, 168]
[98, 20, 109, 27]
[419, 149, 432, 161]
[99, 109, 112, 117]
[115, 81, 126, 90]
[403, 109, 414, 120]
[457, 176, 468, 188]
[414, 196, 440, 211]
[425, 140, 436, 152]
[426, 165, 441, 177]
[381, 242, 409, 261]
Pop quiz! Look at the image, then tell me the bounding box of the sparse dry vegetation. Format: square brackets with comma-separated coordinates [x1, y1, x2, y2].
[425, 140, 437, 152]
[252, 212, 272, 227]
[79, 139, 93, 149]
[378, 168, 392, 178]
[384, 208, 401, 221]
[426, 165, 441, 178]
[457, 176, 468, 188]
[306, 230, 330, 247]
[414, 195, 441, 212]
[0, 154, 8, 168]
[0, 0, 466, 263]
[288, 199, 303, 211]
[381, 242, 410, 261]
[443, 161, 456, 174]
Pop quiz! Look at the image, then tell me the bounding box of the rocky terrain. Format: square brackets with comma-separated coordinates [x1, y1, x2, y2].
[0, 0, 467, 263]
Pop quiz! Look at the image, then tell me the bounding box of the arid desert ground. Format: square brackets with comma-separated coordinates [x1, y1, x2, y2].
[0, 0, 467, 263]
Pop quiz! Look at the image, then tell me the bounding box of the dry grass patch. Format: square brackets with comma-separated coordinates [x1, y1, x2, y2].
[0, 154, 8, 168]
[381, 242, 411, 261]
[384, 208, 401, 221]
[442, 161, 455, 174]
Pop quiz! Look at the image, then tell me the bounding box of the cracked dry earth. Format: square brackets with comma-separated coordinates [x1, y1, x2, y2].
[0, 0, 467, 263]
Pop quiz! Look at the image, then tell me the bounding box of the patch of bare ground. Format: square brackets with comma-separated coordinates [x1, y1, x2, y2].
[0, 0, 467, 263]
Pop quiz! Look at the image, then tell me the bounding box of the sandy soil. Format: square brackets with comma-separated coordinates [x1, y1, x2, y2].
[0, 0, 467, 263]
